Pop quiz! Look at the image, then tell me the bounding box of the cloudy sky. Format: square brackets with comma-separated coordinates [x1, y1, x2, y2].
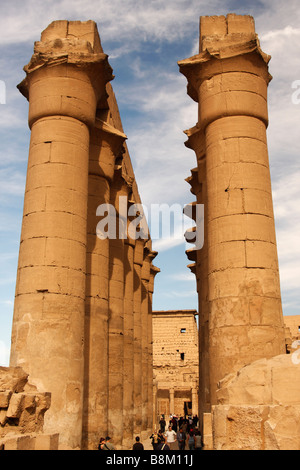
[0, 0, 299, 365]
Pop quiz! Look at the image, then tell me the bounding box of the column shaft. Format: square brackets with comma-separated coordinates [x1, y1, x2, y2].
[11, 115, 90, 449]
[122, 235, 135, 447]
[83, 122, 125, 449]
[133, 240, 144, 435]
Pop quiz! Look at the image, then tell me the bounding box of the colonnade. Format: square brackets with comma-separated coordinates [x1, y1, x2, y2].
[10, 20, 159, 450]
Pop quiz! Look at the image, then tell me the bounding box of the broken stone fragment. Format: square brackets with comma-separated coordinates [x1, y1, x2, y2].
[0, 367, 28, 393]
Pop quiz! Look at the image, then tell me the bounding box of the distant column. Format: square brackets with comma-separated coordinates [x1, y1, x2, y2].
[107, 168, 128, 447]
[83, 118, 126, 449]
[123, 229, 135, 448]
[147, 258, 159, 433]
[133, 239, 144, 435]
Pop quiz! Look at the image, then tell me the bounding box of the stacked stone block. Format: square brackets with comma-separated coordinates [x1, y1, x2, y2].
[0, 367, 58, 450]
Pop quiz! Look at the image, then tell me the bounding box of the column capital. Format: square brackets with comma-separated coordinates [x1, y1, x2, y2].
[178, 15, 271, 128]
[18, 21, 114, 129]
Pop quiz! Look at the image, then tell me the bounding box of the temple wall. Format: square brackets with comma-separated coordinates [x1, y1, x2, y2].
[152, 310, 199, 422]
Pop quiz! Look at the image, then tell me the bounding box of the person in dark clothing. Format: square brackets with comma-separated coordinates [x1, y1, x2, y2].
[150, 431, 162, 450]
[132, 436, 144, 450]
[177, 428, 186, 450]
[159, 416, 166, 433]
[157, 437, 170, 451]
[98, 437, 105, 450]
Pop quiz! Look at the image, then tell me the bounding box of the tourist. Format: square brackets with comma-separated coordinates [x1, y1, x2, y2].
[98, 437, 105, 450]
[158, 429, 164, 443]
[188, 430, 195, 450]
[150, 430, 161, 450]
[157, 437, 170, 450]
[159, 415, 166, 432]
[132, 436, 144, 450]
[193, 415, 199, 427]
[171, 415, 178, 432]
[102, 436, 116, 450]
[165, 425, 177, 450]
[194, 430, 202, 451]
[177, 427, 187, 450]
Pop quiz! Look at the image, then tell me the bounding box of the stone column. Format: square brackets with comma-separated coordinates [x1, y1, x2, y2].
[169, 388, 175, 416]
[185, 131, 210, 427]
[133, 239, 144, 435]
[141, 247, 151, 438]
[83, 118, 126, 449]
[122, 228, 135, 448]
[147, 259, 159, 434]
[192, 387, 198, 417]
[179, 14, 286, 406]
[10, 21, 113, 449]
[117, 181, 136, 450]
[107, 168, 128, 447]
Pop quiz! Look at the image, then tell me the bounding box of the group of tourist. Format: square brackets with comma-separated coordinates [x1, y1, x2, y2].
[97, 415, 203, 451]
[150, 415, 203, 450]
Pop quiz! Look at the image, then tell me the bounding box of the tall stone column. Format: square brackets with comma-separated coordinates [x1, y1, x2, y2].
[147, 258, 159, 433]
[107, 167, 129, 447]
[141, 247, 151, 438]
[133, 239, 144, 435]
[83, 117, 126, 449]
[10, 21, 113, 449]
[122, 226, 135, 448]
[185, 132, 210, 427]
[179, 14, 286, 406]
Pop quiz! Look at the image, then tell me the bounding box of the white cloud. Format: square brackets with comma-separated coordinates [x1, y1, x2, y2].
[272, 171, 300, 299]
[260, 26, 300, 42]
[0, 341, 10, 366]
[169, 271, 195, 282]
[0, 0, 224, 46]
[0, 169, 26, 196]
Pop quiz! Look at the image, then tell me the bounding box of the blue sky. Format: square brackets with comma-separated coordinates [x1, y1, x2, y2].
[0, 0, 300, 365]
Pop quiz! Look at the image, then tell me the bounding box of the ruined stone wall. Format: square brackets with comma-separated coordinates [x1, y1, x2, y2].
[284, 315, 300, 355]
[212, 354, 300, 450]
[152, 310, 199, 420]
[284, 315, 300, 340]
[0, 367, 58, 450]
[9, 20, 159, 450]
